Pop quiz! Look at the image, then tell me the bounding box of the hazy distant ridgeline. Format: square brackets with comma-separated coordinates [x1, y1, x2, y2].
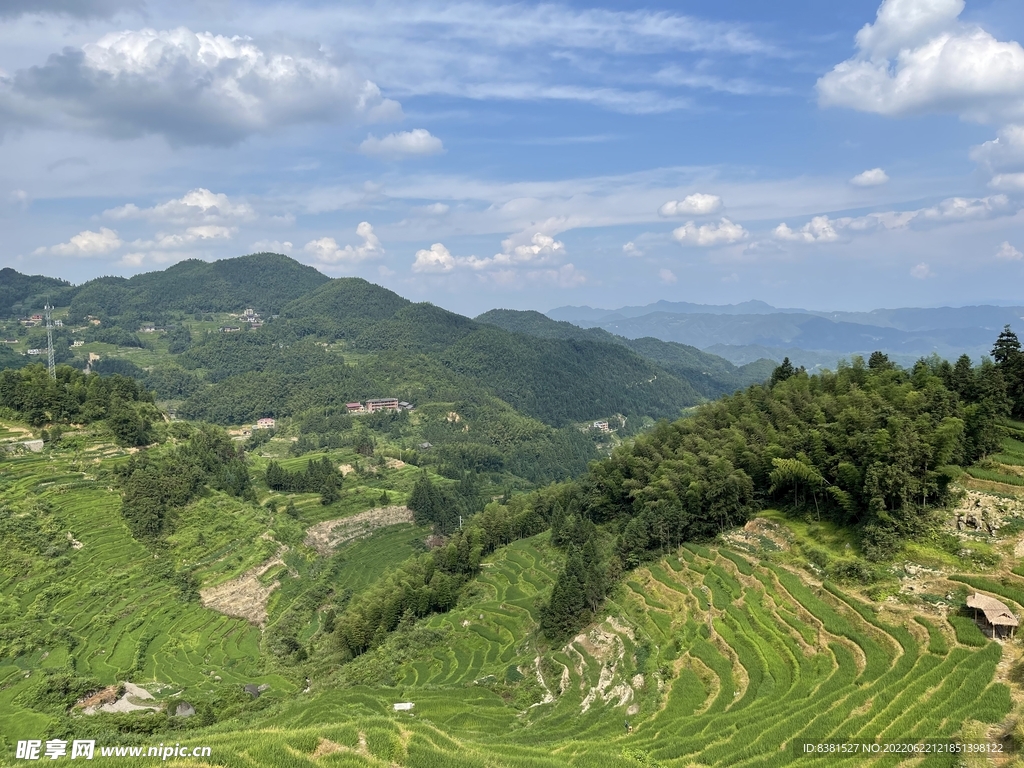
[549, 300, 1024, 369]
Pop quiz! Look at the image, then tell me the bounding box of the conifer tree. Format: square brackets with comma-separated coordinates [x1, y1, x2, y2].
[992, 325, 1024, 417]
[770, 357, 795, 386]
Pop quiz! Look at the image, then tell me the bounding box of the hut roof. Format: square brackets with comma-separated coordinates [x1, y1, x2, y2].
[967, 593, 1019, 627]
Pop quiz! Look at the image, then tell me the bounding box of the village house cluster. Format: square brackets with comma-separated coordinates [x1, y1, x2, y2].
[247, 398, 413, 432]
[346, 398, 414, 413]
[221, 308, 265, 333]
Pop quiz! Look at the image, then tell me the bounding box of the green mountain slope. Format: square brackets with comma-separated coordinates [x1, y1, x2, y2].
[3, 309, 1024, 765]
[476, 308, 773, 397]
[439, 325, 700, 426]
[0, 344, 28, 371]
[281, 276, 412, 338]
[0, 268, 71, 317]
[279, 275, 706, 424]
[68, 252, 330, 320]
[353, 303, 479, 354]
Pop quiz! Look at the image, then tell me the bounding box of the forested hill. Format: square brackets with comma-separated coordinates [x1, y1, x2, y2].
[533, 346, 1021, 638]
[66, 253, 330, 321]
[276, 280, 708, 425]
[280, 276, 412, 338]
[0, 267, 71, 317]
[2, 254, 776, 429]
[476, 308, 775, 398]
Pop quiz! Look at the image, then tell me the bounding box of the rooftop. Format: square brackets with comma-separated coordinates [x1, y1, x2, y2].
[967, 593, 1019, 627]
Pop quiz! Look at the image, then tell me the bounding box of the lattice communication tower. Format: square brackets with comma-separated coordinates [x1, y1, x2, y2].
[44, 302, 56, 380]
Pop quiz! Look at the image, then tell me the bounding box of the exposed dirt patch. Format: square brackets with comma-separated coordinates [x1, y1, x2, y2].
[81, 683, 157, 715]
[304, 506, 414, 556]
[77, 684, 120, 710]
[532, 655, 555, 706]
[569, 619, 636, 713]
[338, 464, 355, 476]
[200, 547, 289, 626]
[385, 457, 407, 469]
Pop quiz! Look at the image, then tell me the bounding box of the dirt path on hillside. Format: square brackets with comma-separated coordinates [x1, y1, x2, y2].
[303, 506, 414, 556]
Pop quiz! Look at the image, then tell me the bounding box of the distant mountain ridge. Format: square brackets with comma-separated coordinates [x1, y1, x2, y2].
[548, 300, 1024, 369]
[549, 299, 809, 321]
[551, 299, 1024, 330]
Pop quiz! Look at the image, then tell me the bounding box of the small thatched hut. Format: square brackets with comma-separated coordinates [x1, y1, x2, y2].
[966, 593, 1019, 639]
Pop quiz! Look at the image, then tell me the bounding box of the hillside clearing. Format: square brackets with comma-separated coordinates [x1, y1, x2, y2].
[303, 506, 415, 555]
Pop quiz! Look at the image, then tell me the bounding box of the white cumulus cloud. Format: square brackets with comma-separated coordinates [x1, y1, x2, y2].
[659, 193, 723, 217]
[418, 203, 450, 215]
[623, 241, 643, 257]
[850, 168, 889, 186]
[412, 243, 456, 273]
[105, 189, 255, 224]
[130, 225, 237, 250]
[37, 227, 122, 256]
[996, 241, 1024, 261]
[817, 0, 1024, 124]
[409, 228, 572, 282]
[304, 222, 383, 265]
[6, 27, 402, 145]
[971, 124, 1024, 172]
[359, 129, 444, 158]
[672, 218, 747, 247]
[252, 240, 293, 254]
[658, 268, 678, 284]
[773, 215, 840, 243]
[483, 231, 566, 267]
[911, 262, 934, 279]
[917, 194, 1011, 221]
[770, 194, 1017, 247]
[990, 173, 1024, 191]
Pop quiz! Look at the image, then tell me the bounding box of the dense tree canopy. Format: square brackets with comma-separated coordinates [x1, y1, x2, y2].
[116, 424, 253, 540]
[0, 363, 155, 443]
[265, 457, 343, 505]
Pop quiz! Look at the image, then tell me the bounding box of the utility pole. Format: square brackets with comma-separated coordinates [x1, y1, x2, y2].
[44, 302, 56, 380]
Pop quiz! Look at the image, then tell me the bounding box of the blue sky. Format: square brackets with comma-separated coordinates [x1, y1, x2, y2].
[1, 0, 1023, 315]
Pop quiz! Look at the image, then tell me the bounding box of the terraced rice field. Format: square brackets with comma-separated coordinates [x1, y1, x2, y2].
[0, 438, 293, 745]
[964, 427, 1024, 488]
[1, 420, 1015, 766]
[133, 542, 1010, 767]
